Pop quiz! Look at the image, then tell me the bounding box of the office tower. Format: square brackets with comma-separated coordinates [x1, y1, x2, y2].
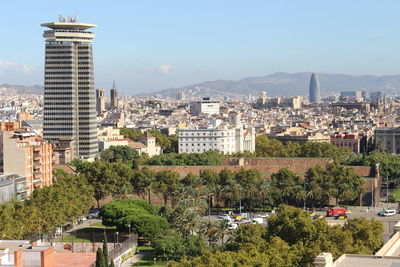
[189, 97, 220, 116]
[176, 92, 184, 101]
[96, 88, 105, 114]
[42, 17, 99, 159]
[110, 82, 119, 108]
[309, 73, 320, 103]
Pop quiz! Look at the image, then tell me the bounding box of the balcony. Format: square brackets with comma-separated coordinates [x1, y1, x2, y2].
[33, 179, 42, 186]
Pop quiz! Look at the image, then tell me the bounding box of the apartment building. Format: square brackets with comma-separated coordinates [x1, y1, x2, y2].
[178, 126, 255, 154]
[0, 174, 27, 203]
[330, 133, 361, 154]
[0, 130, 53, 196]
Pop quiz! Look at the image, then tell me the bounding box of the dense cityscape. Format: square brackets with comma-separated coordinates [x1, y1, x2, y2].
[3, 2, 400, 267]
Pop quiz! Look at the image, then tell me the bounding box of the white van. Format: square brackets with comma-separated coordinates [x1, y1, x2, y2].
[383, 209, 396, 216]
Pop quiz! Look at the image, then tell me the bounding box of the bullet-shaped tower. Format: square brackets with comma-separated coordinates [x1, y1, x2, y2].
[309, 73, 320, 103]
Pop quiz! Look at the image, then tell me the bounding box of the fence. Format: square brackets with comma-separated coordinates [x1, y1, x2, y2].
[109, 235, 138, 260]
[90, 235, 138, 267]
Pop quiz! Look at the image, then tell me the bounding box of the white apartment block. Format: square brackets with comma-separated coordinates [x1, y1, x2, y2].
[190, 97, 220, 116]
[178, 127, 255, 154]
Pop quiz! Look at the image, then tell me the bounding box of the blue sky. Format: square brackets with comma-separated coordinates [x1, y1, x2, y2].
[0, 0, 399, 95]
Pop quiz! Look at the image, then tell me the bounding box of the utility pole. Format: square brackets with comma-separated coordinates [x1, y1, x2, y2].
[371, 182, 374, 210]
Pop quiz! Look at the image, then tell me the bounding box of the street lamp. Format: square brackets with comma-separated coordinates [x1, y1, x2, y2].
[116, 232, 119, 246]
[303, 181, 307, 211]
[208, 194, 213, 220]
[128, 224, 131, 237]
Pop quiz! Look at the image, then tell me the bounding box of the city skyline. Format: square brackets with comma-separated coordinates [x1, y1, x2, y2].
[2, 1, 400, 95]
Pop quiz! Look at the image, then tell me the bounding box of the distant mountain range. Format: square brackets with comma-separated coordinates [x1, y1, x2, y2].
[147, 72, 400, 98]
[0, 84, 43, 95]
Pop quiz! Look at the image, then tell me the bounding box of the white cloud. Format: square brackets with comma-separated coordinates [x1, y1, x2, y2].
[155, 64, 174, 76]
[0, 60, 40, 76]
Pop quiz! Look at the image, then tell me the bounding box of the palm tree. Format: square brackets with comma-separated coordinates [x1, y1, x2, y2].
[306, 181, 322, 208]
[292, 185, 306, 207]
[258, 181, 273, 211]
[223, 182, 242, 209]
[215, 219, 229, 245]
[178, 210, 200, 237]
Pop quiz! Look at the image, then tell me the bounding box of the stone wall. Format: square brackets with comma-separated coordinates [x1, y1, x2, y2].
[53, 242, 114, 253]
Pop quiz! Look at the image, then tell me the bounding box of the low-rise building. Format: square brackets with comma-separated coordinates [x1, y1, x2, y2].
[178, 126, 255, 154]
[0, 240, 54, 267]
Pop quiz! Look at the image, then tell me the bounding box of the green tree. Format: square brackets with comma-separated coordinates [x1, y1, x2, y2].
[344, 218, 383, 254]
[256, 135, 287, 157]
[326, 163, 364, 206]
[119, 128, 143, 141]
[299, 142, 352, 162]
[130, 167, 155, 203]
[270, 168, 302, 205]
[230, 223, 267, 251]
[103, 232, 109, 265]
[153, 170, 180, 205]
[100, 145, 139, 163]
[79, 161, 117, 207]
[95, 247, 106, 267]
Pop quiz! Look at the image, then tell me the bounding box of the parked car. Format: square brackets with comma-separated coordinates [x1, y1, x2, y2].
[377, 211, 385, 216]
[218, 214, 230, 220]
[252, 218, 264, 224]
[228, 223, 238, 230]
[378, 209, 396, 216]
[335, 214, 347, 220]
[259, 214, 269, 218]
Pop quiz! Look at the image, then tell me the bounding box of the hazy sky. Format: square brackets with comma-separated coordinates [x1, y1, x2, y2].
[1, 0, 400, 95]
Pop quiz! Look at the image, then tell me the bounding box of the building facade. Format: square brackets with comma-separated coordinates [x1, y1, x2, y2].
[190, 98, 220, 116]
[0, 131, 53, 196]
[178, 127, 255, 154]
[111, 88, 119, 108]
[0, 174, 27, 203]
[96, 88, 105, 115]
[330, 133, 361, 154]
[375, 127, 400, 155]
[42, 18, 99, 159]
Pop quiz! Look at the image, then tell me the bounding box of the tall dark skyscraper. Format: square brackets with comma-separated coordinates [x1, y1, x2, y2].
[309, 73, 320, 103]
[42, 17, 99, 159]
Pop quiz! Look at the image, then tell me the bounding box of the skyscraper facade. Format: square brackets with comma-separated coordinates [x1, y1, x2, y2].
[110, 88, 119, 108]
[96, 88, 105, 115]
[309, 73, 320, 103]
[42, 17, 99, 159]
